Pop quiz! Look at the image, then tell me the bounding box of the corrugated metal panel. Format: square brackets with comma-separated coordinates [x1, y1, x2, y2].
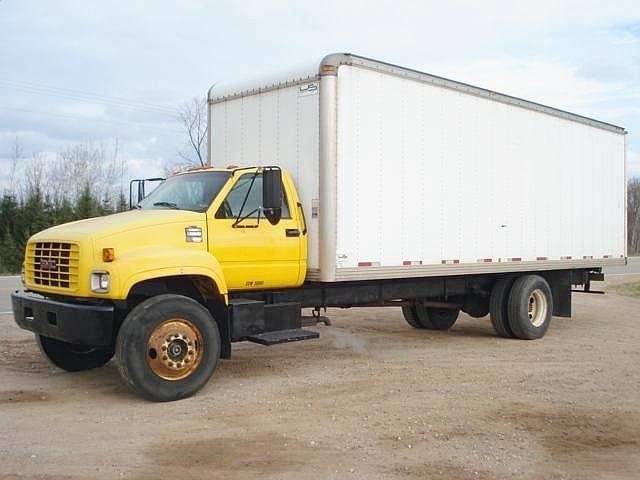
[335, 65, 626, 272]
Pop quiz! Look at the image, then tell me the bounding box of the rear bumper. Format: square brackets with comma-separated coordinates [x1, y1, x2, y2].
[11, 291, 115, 346]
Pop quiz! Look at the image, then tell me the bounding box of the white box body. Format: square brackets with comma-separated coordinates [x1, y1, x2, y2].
[209, 54, 626, 282]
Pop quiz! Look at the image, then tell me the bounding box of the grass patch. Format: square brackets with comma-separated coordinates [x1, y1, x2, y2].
[615, 282, 640, 298]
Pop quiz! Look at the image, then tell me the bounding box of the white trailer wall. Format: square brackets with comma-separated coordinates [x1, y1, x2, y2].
[209, 80, 321, 269]
[334, 64, 626, 276]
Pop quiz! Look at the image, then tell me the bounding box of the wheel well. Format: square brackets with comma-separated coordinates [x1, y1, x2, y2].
[128, 275, 223, 305]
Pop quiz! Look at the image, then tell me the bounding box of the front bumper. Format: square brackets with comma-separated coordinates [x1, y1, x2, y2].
[11, 291, 115, 346]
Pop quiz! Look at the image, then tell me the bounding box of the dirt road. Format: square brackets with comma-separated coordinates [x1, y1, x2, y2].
[1, 276, 639, 480]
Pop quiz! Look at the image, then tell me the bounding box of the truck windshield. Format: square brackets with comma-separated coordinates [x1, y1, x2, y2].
[137, 171, 231, 212]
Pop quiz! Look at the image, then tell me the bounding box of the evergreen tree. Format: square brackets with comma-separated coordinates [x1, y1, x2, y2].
[0, 232, 23, 273]
[54, 197, 75, 225]
[0, 194, 20, 272]
[75, 183, 100, 219]
[0, 193, 19, 240]
[116, 190, 129, 212]
[20, 186, 49, 242]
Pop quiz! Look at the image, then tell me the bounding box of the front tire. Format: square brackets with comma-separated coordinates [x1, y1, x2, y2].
[507, 275, 553, 340]
[36, 335, 114, 372]
[116, 294, 221, 402]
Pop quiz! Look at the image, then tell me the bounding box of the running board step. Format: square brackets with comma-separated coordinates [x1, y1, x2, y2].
[247, 329, 319, 346]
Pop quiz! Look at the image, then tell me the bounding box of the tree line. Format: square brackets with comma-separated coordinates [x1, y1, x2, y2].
[0, 140, 127, 273]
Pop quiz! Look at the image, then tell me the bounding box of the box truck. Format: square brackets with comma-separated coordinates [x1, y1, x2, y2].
[12, 53, 627, 401]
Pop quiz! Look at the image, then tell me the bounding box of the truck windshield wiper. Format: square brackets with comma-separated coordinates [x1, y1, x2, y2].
[153, 201, 179, 209]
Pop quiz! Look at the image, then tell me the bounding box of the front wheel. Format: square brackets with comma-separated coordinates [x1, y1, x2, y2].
[116, 294, 221, 402]
[36, 335, 114, 372]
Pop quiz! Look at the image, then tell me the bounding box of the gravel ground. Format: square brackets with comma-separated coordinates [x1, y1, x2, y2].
[1, 275, 639, 480]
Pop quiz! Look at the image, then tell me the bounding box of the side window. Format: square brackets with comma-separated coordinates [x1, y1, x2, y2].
[216, 174, 290, 219]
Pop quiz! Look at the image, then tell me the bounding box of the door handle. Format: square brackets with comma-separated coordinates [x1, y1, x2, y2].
[286, 229, 300, 237]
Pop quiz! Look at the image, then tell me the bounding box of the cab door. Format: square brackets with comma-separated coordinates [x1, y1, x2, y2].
[208, 172, 303, 290]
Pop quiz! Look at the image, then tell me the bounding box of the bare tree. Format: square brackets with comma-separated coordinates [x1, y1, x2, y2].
[175, 96, 208, 169]
[8, 136, 22, 193]
[24, 152, 46, 197]
[21, 139, 125, 208]
[629, 178, 640, 255]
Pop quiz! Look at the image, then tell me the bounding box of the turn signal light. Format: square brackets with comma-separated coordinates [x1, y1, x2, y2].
[102, 248, 115, 262]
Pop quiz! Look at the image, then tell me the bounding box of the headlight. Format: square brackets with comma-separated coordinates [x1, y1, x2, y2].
[91, 271, 110, 293]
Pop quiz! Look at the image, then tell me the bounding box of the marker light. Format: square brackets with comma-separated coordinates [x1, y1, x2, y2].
[102, 248, 115, 262]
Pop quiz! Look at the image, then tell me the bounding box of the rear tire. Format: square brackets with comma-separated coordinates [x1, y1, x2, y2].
[490, 278, 515, 338]
[401, 304, 425, 329]
[36, 335, 114, 372]
[427, 308, 460, 330]
[401, 304, 459, 330]
[507, 275, 553, 340]
[116, 294, 221, 402]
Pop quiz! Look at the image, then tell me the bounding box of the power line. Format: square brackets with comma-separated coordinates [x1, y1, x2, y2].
[0, 82, 178, 117]
[0, 77, 180, 112]
[3, 105, 183, 135]
[0, 78, 181, 117]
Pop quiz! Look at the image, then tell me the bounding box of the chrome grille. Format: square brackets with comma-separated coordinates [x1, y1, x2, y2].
[26, 242, 79, 290]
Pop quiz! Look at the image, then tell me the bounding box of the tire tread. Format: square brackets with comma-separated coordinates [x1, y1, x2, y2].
[490, 278, 515, 338]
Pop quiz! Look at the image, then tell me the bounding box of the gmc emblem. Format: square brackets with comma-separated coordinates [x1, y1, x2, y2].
[40, 258, 57, 271]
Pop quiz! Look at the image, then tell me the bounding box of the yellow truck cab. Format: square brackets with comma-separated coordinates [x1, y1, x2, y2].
[12, 167, 315, 401]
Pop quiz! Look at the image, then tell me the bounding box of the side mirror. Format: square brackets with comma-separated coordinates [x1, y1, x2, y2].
[129, 179, 144, 209]
[128, 177, 165, 209]
[262, 168, 282, 225]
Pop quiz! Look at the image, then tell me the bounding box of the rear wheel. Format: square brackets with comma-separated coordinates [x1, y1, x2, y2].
[428, 308, 460, 330]
[116, 294, 221, 402]
[401, 304, 425, 329]
[36, 335, 114, 372]
[401, 304, 459, 330]
[507, 275, 553, 340]
[490, 278, 515, 338]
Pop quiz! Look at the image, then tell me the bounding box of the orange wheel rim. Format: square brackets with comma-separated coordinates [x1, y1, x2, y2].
[147, 319, 203, 381]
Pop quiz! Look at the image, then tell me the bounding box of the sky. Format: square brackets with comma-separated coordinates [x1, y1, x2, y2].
[1, 0, 639, 192]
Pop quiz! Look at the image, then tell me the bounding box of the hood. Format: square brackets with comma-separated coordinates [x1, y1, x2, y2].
[31, 209, 207, 243]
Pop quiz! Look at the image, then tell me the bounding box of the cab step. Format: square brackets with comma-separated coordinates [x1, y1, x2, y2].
[247, 328, 319, 346]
